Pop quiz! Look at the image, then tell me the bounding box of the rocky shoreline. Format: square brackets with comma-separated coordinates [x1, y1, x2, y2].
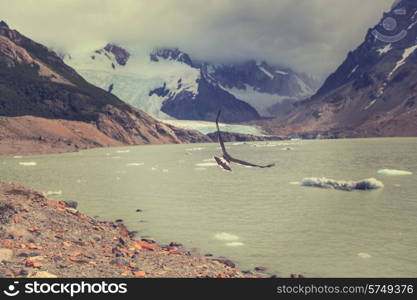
[0, 128, 285, 157]
[0, 183, 273, 278]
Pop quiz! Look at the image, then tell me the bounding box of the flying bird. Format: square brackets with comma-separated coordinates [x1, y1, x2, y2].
[213, 110, 275, 171]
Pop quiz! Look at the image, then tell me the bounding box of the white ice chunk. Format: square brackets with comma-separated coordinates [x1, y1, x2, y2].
[377, 169, 412, 176]
[45, 190, 62, 197]
[214, 232, 240, 241]
[116, 149, 130, 153]
[195, 162, 217, 167]
[358, 252, 372, 259]
[226, 242, 244, 247]
[19, 162, 37, 166]
[127, 163, 144, 166]
[301, 177, 384, 191]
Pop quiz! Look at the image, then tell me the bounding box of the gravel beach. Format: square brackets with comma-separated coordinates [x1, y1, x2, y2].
[0, 183, 266, 278]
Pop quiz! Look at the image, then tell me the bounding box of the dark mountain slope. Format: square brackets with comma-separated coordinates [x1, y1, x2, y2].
[270, 0, 417, 138]
[160, 70, 261, 122]
[0, 21, 209, 155]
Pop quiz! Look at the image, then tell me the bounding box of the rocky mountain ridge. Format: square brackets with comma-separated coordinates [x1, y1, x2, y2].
[268, 0, 417, 138]
[0, 21, 210, 156]
[65, 45, 319, 123]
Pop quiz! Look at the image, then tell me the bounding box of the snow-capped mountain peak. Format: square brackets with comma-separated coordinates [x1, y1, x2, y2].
[99, 43, 130, 66]
[150, 48, 193, 66]
[200, 59, 319, 116]
[65, 45, 318, 122]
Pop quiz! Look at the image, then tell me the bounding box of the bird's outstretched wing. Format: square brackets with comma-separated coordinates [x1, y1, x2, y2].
[216, 110, 229, 157]
[227, 156, 275, 168]
[215, 110, 275, 169]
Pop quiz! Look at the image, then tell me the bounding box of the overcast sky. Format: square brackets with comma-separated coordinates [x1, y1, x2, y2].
[0, 0, 394, 78]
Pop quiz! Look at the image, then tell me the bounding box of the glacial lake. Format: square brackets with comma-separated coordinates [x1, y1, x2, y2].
[1, 138, 416, 277]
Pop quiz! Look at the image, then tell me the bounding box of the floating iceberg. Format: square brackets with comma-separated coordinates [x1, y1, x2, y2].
[185, 147, 204, 152]
[45, 190, 62, 197]
[301, 177, 384, 191]
[126, 163, 144, 166]
[358, 252, 372, 259]
[19, 162, 37, 166]
[226, 242, 244, 247]
[377, 169, 412, 176]
[116, 149, 130, 153]
[214, 232, 240, 241]
[195, 162, 217, 167]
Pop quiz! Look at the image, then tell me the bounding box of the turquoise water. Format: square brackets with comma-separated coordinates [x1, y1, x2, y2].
[1, 138, 416, 277]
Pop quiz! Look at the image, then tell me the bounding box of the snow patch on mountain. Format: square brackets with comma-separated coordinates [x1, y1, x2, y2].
[377, 44, 392, 55]
[275, 70, 289, 75]
[257, 63, 275, 79]
[388, 44, 417, 79]
[348, 65, 359, 77]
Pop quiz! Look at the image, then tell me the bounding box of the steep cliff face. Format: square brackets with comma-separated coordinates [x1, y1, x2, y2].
[0, 21, 209, 155]
[200, 60, 319, 117]
[159, 68, 261, 122]
[274, 0, 417, 137]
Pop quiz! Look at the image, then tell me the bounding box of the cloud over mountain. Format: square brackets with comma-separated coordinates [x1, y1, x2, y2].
[0, 0, 393, 77]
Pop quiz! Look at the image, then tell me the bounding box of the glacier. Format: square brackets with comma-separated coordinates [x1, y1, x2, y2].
[65, 44, 318, 129]
[66, 47, 200, 119]
[163, 119, 264, 135]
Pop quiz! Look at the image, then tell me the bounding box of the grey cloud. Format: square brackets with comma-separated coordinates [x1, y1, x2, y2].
[0, 0, 393, 77]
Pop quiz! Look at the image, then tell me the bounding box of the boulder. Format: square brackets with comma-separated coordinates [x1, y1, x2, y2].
[141, 238, 156, 244]
[213, 257, 235, 268]
[254, 266, 268, 272]
[64, 201, 78, 209]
